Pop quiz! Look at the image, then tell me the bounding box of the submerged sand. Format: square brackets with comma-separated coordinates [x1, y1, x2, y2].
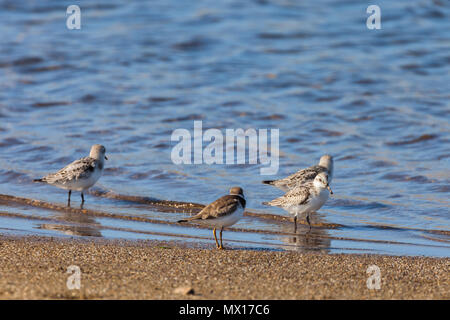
[0, 235, 448, 299]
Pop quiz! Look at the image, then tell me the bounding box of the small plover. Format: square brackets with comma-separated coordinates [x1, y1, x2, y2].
[262, 154, 333, 192]
[34, 144, 107, 207]
[178, 187, 246, 250]
[263, 172, 332, 232]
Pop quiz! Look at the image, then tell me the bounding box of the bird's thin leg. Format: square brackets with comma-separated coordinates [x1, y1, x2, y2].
[219, 227, 224, 250]
[306, 214, 311, 231]
[80, 192, 85, 209]
[213, 228, 220, 249]
[67, 190, 72, 207]
[294, 215, 297, 233]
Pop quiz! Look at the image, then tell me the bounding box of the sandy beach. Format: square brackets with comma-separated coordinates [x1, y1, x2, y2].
[0, 235, 448, 300]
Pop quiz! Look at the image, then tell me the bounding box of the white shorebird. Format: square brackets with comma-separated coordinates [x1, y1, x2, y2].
[263, 172, 332, 232]
[178, 187, 246, 250]
[262, 154, 334, 192]
[34, 144, 107, 207]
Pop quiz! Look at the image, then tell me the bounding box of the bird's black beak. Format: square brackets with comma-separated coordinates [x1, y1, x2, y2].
[327, 185, 333, 194]
[105, 156, 108, 160]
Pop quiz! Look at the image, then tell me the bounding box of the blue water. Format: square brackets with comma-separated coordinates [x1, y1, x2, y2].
[0, 0, 449, 256]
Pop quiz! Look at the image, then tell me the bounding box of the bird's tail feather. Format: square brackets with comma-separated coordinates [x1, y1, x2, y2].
[177, 215, 201, 223]
[263, 199, 281, 206]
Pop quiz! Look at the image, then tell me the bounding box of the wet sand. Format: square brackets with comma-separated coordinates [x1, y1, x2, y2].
[0, 235, 448, 300]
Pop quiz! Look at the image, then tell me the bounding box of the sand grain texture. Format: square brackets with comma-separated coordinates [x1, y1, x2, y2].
[0, 236, 448, 299]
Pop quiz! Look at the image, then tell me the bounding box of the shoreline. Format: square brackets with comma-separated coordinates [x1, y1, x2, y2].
[1, 191, 449, 258]
[0, 235, 448, 299]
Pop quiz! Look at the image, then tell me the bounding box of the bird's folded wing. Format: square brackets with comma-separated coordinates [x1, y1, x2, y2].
[200, 195, 240, 219]
[44, 157, 96, 183]
[284, 165, 324, 183]
[286, 187, 311, 204]
[268, 186, 310, 206]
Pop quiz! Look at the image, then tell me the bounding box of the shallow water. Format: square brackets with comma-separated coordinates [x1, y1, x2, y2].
[0, 0, 449, 257]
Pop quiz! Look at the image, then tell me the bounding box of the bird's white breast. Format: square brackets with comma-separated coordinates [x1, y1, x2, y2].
[287, 189, 329, 216]
[307, 189, 329, 212]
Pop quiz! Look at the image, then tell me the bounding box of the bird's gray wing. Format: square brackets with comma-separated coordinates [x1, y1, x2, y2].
[42, 157, 97, 184]
[275, 165, 326, 189]
[265, 185, 310, 207]
[199, 195, 240, 219]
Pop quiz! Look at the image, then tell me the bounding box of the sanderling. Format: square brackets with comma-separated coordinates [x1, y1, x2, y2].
[263, 172, 332, 232]
[34, 144, 107, 207]
[262, 154, 333, 192]
[178, 187, 246, 250]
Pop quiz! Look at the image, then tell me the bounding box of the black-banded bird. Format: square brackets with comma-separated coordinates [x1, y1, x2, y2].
[262, 154, 334, 191]
[34, 144, 107, 207]
[178, 187, 246, 250]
